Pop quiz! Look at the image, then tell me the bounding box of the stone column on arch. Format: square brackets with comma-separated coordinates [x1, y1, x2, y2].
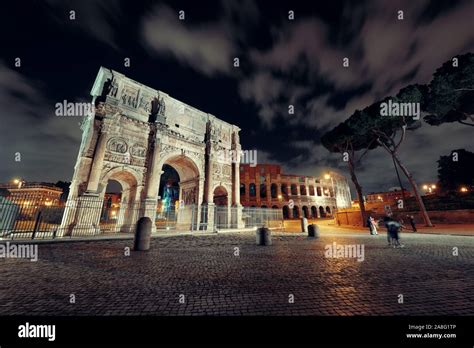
[194, 177, 205, 231]
[231, 134, 244, 228]
[130, 183, 145, 231]
[142, 139, 163, 233]
[66, 123, 110, 236]
[86, 124, 110, 194]
[203, 147, 216, 232]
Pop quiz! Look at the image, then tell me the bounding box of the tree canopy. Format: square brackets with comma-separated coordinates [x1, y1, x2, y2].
[437, 149, 474, 191]
[424, 52, 474, 127]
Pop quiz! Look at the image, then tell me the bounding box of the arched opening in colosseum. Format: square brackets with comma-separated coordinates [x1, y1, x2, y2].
[302, 206, 309, 218]
[292, 206, 300, 218]
[240, 183, 245, 196]
[270, 184, 278, 199]
[249, 183, 256, 197]
[260, 183, 267, 198]
[319, 206, 325, 217]
[291, 184, 297, 195]
[300, 185, 307, 195]
[282, 205, 290, 219]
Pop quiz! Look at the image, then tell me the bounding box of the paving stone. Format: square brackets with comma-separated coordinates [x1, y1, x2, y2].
[0, 230, 472, 315]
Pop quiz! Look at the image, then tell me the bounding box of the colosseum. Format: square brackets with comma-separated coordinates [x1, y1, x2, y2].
[239, 164, 352, 219]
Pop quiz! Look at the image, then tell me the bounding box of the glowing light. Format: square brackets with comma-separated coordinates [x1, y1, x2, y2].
[460, 187, 468, 192]
[13, 179, 20, 184]
[111, 211, 116, 216]
[431, 184, 436, 189]
[278, 194, 282, 199]
[422, 185, 428, 190]
[324, 174, 330, 180]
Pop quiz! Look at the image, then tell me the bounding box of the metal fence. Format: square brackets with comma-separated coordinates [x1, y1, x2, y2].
[0, 195, 284, 240]
[242, 207, 284, 229]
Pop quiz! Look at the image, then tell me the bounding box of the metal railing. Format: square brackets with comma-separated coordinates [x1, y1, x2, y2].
[242, 207, 283, 229]
[0, 195, 284, 240]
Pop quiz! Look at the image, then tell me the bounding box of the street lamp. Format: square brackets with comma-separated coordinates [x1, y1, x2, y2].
[323, 173, 335, 197]
[12, 178, 25, 188]
[460, 187, 468, 192]
[322, 172, 338, 215]
[422, 183, 436, 194]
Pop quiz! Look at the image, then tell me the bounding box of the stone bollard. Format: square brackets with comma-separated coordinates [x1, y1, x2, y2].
[308, 224, 320, 238]
[256, 227, 272, 246]
[301, 217, 308, 233]
[134, 217, 152, 251]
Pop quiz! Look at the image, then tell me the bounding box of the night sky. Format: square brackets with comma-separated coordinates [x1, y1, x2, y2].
[0, 0, 473, 195]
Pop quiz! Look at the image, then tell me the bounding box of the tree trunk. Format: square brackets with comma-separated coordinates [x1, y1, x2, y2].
[392, 152, 433, 227]
[348, 159, 367, 226]
[392, 156, 406, 202]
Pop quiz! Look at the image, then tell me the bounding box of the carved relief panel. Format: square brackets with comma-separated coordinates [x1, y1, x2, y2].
[120, 84, 139, 109]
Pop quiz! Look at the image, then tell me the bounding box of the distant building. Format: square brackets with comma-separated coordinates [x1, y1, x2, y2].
[239, 164, 352, 219]
[366, 187, 412, 204]
[0, 182, 63, 207]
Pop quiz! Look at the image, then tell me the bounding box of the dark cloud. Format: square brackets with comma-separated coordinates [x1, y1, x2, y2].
[234, 0, 474, 194]
[45, 0, 123, 51]
[141, 0, 260, 77]
[0, 62, 82, 182]
[142, 4, 235, 76]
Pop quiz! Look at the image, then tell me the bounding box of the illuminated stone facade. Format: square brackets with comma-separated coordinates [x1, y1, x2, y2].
[60, 67, 243, 235]
[240, 164, 352, 219]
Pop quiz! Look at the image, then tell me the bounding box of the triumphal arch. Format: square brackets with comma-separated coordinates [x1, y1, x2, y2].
[59, 67, 243, 236]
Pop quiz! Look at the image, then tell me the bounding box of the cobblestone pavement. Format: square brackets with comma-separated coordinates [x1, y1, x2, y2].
[0, 229, 473, 316]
